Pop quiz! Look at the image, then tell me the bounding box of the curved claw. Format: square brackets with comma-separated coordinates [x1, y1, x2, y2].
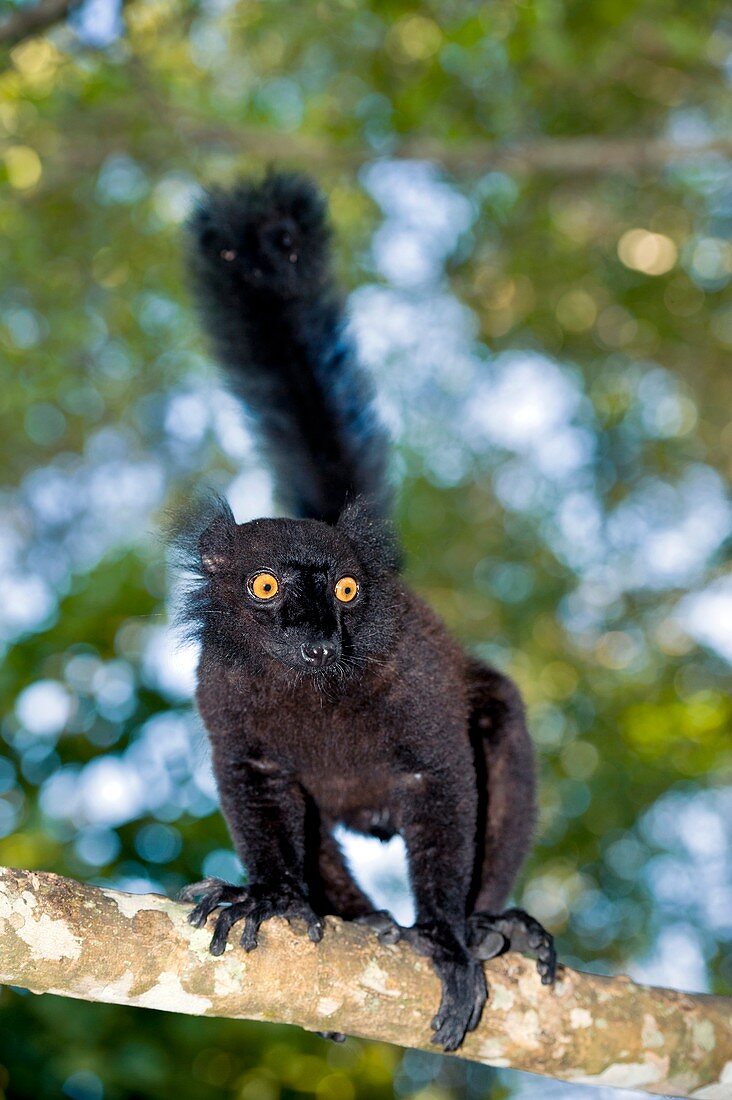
[188, 899, 218, 929]
[285, 901, 324, 938]
[210, 899, 255, 955]
[178, 878, 251, 932]
[239, 897, 323, 952]
[307, 915, 325, 943]
[177, 877, 232, 904]
[240, 901, 271, 951]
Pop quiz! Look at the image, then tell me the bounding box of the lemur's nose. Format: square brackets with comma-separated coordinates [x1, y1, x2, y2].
[300, 642, 337, 667]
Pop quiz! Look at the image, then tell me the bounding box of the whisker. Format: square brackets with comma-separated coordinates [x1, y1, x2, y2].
[344, 653, 387, 666]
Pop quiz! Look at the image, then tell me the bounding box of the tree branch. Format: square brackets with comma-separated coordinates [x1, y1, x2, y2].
[462, 136, 732, 174]
[0, 867, 729, 1096]
[197, 131, 732, 174]
[0, 0, 81, 47]
[0, 0, 137, 50]
[27, 121, 732, 202]
[0, 1, 730, 178]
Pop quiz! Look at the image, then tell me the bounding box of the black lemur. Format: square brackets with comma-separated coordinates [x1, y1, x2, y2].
[177, 172, 556, 1052]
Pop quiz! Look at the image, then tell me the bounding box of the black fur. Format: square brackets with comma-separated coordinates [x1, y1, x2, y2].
[187, 172, 390, 523]
[176, 172, 555, 1053]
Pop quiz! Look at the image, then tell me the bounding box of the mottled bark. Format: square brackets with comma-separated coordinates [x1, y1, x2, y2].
[0, 867, 729, 1098]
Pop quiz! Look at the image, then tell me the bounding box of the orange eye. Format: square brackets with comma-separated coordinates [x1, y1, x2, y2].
[248, 572, 280, 600]
[334, 576, 359, 603]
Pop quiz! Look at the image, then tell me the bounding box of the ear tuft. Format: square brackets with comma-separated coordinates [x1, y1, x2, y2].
[199, 512, 236, 575]
[165, 492, 239, 644]
[337, 497, 402, 574]
[166, 492, 237, 577]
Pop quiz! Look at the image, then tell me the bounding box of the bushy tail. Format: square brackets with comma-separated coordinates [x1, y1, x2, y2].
[187, 171, 390, 525]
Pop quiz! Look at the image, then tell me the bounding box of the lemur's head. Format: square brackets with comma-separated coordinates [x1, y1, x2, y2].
[176, 497, 402, 686]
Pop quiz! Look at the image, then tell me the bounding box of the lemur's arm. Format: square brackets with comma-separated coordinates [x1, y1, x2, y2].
[215, 755, 309, 891]
[181, 751, 324, 953]
[399, 759, 487, 1051]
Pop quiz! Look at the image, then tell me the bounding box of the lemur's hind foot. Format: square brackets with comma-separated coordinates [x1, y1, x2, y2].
[354, 911, 465, 956]
[354, 909, 402, 945]
[317, 1031, 347, 1043]
[468, 908, 556, 985]
[354, 912, 466, 958]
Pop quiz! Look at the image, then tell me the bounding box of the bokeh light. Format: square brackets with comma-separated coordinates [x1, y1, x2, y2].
[0, 1, 730, 1098]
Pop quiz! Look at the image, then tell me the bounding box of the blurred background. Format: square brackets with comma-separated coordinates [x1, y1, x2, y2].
[0, 0, 730, 1097]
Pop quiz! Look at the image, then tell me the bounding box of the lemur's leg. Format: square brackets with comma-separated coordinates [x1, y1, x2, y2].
[398, 761, 487, 1052]
[466, 662, 556, 985]
[179, 760, 324, 954]
[312, 821, 374, 919]
[312, 820, 402, 944]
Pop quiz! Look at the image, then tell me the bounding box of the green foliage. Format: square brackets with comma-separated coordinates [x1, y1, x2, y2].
[0, 0, 730, 1097]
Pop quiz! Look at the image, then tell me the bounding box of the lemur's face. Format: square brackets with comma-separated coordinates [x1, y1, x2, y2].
[185, 500, 401, 684]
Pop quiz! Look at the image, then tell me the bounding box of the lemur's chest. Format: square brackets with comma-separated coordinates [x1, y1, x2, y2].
[263, 692, 398, 773]
[237, 679, 412, 797]
[200, 652, 464, 792]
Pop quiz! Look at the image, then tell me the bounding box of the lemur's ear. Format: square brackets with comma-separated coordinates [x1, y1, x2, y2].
[166, 492, 237, 578]
[198, 509, 237, 575]
[337, 497, 402, 574]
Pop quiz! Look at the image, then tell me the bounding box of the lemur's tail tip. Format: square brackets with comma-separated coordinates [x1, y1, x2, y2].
[187, 171, 330, 290]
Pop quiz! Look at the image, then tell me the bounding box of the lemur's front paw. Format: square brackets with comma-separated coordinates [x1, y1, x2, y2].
[178, 877, 324, 955]
[468, 908, 557, 985]
[430, 955, 487, 1052]
[178, 877, 242, 927]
